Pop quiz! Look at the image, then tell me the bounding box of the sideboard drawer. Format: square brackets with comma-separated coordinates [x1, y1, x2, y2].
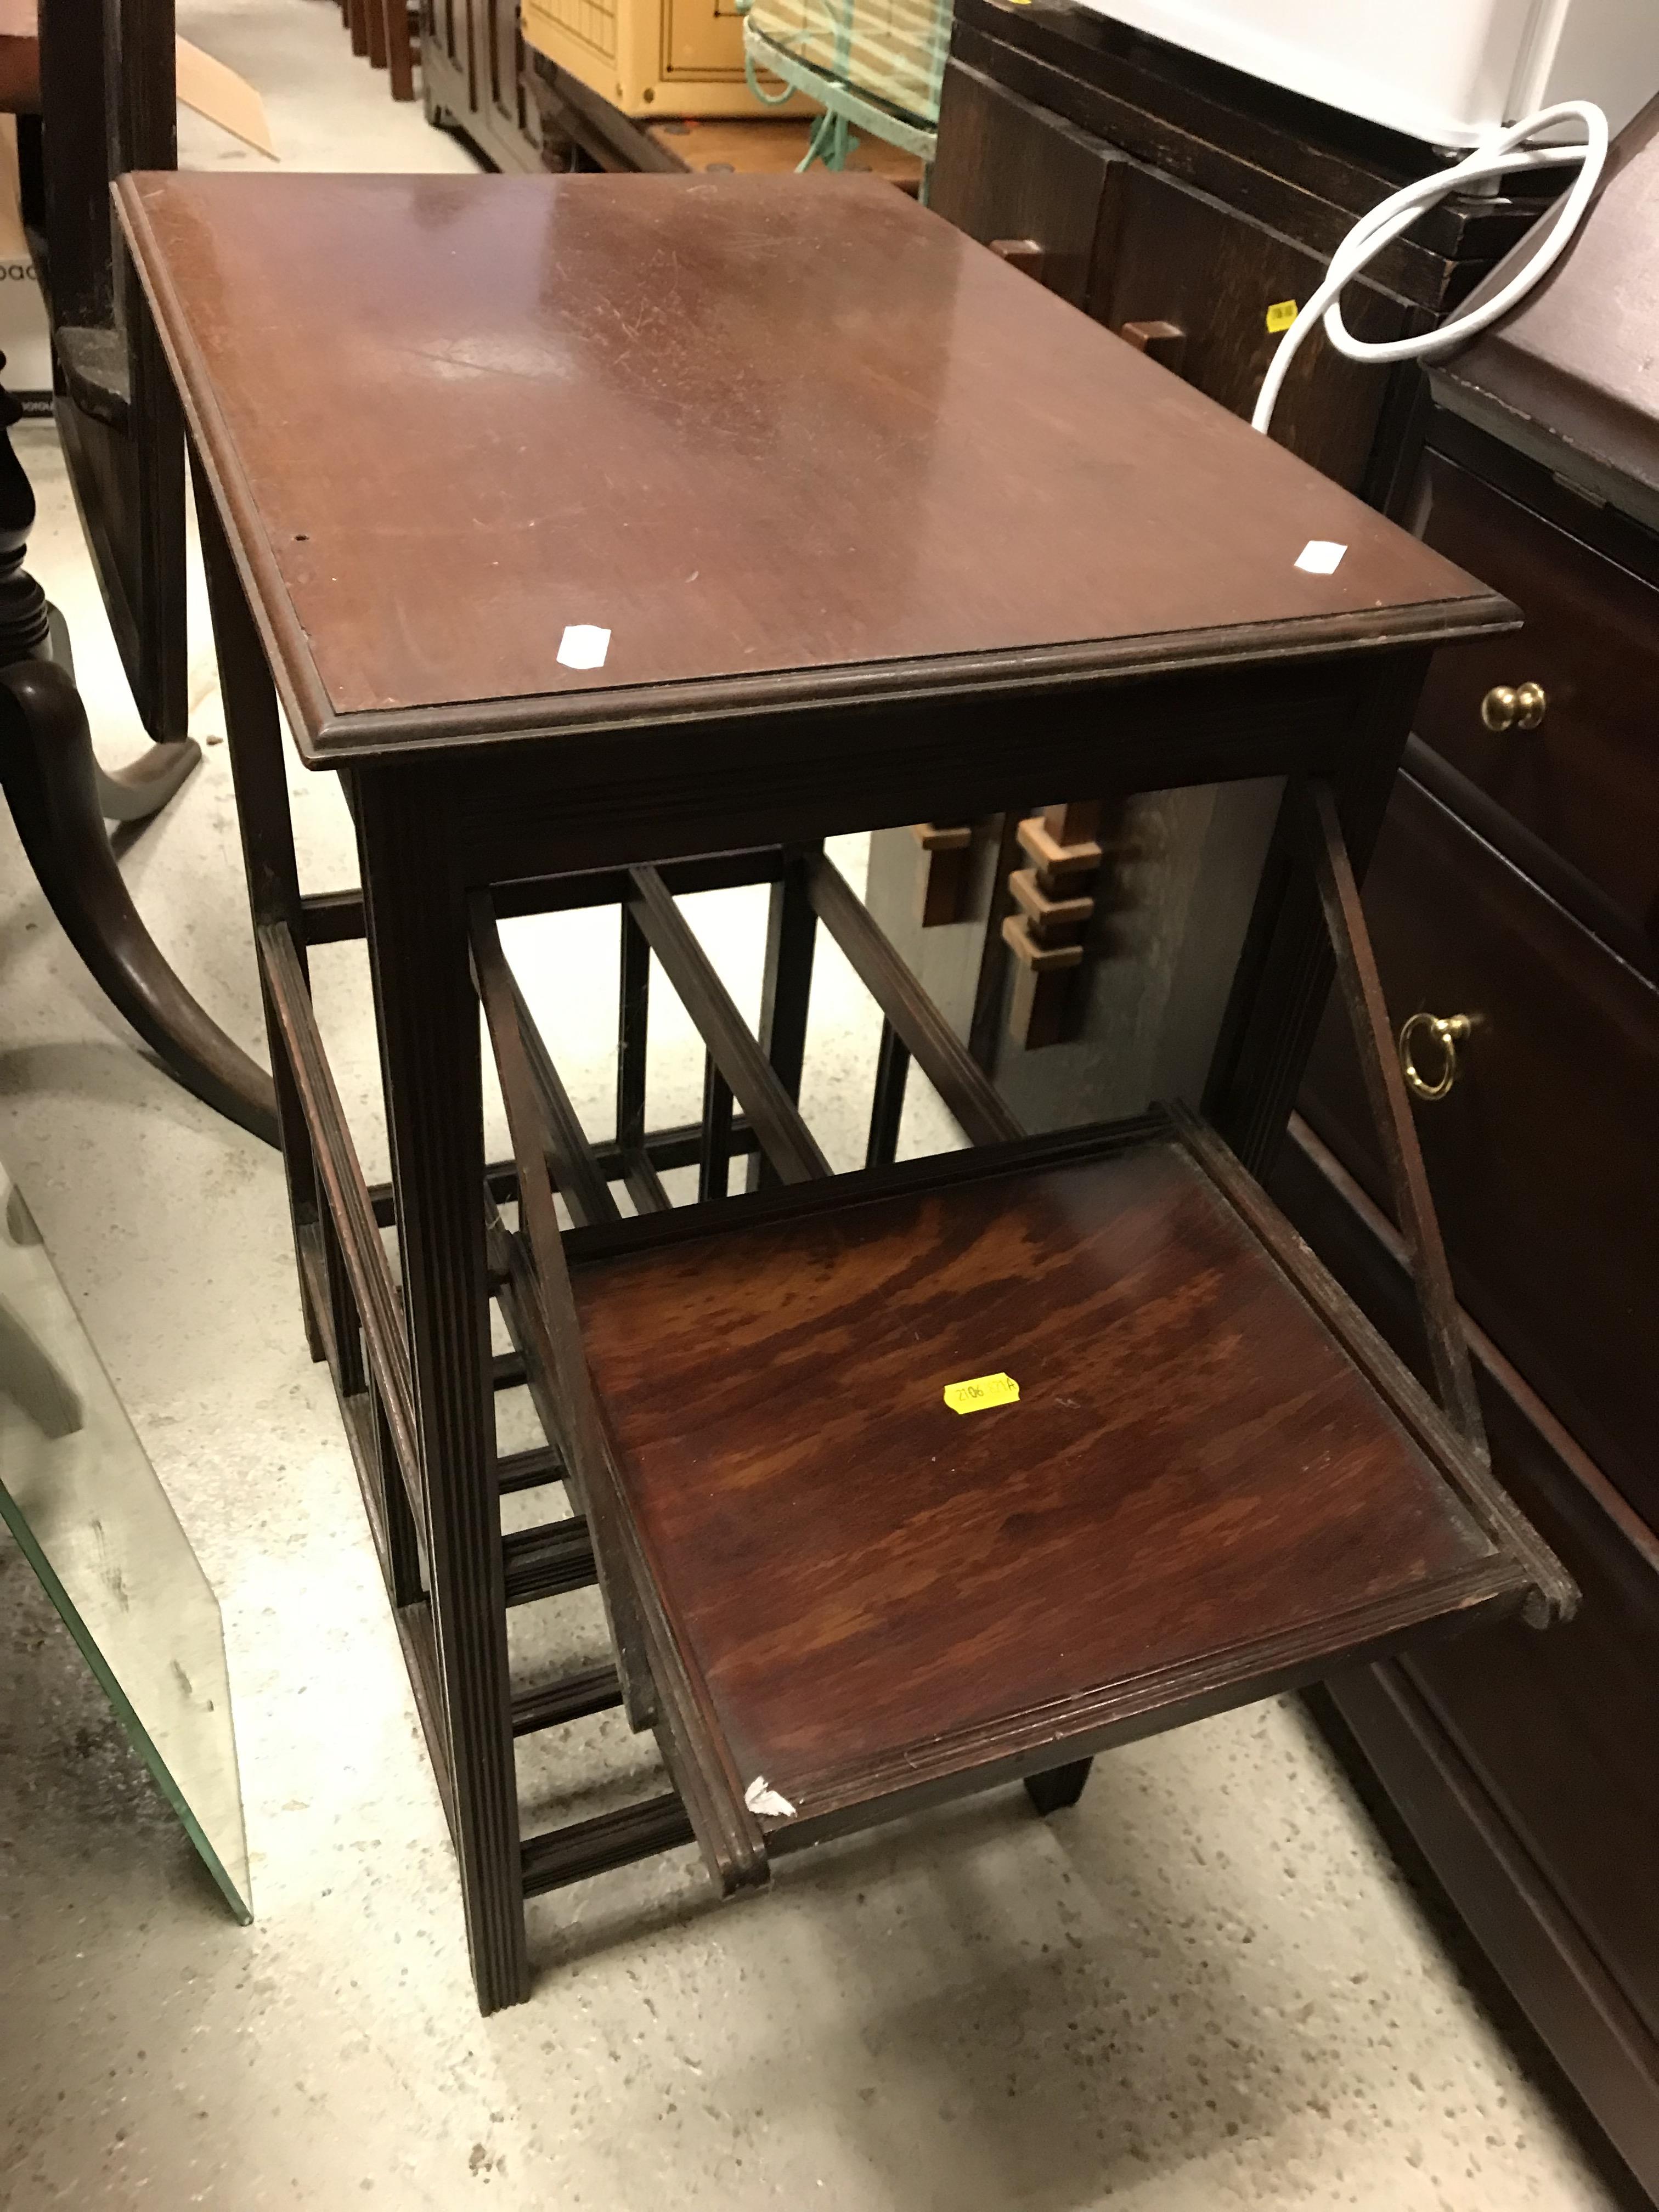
[931, 63, 1412, 495]
[1300, 771, 1659, 1532]
[1404, 1419, 1659, 2051]
[930, 61, 1120, 308]
[1081, 164, 1409, 494]
[1273, 1122, 1659, 2065]
[1412, 450, 1659, 957]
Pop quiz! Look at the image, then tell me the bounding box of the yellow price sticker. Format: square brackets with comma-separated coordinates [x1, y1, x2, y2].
[1265, 299, 1299, 334]
[943, 1372, 1020, 1415]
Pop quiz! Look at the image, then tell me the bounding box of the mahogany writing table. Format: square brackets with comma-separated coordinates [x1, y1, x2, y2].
[116, 170, 1571, 2013]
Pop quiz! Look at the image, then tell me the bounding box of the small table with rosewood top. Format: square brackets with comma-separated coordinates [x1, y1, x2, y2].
[115, 170, 1572, 2014]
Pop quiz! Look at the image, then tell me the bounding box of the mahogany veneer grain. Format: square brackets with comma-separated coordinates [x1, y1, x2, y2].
[574, 1138, 1503, 1823]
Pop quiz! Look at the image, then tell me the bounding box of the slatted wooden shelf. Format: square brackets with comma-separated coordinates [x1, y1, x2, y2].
[501, 1514, 596, 1607]
[571, 1116, 1542, 1840]
[271, 788, 1575, 1993]
[285, 804, 1577, 1938]
[511, 1663, 625, 1737]
[449, 802, 1567, 1917]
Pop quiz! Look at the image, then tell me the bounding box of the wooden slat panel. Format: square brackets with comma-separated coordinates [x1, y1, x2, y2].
[521, 1795, 696, 1896]
[804, 851, 1022, 1147]
[501, 1514, 597, 1606]
[366, 1121, 764, 1228]
[499, 1442, 564, 1493]
[627, 865, 831, 1184]
[565, 1115, 1162, 1269]
[260, 922, 420, 1503]
[511, 1663, 624, 1736]
[505, 966, 622, 1227]
[471, 891, 769, 1895]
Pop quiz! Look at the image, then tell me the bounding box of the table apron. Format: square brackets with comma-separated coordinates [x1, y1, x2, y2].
[432, 654, 1392, 885]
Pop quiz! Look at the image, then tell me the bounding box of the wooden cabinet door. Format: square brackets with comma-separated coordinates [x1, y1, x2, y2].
[435, 0, 477, 103]
[1406, 1436, 1659, 2050]
[930, 61, 1121, 309]
[1275, 1126, 1659, 2084]
[666, 0, 745, 77]
[1410, 450, 1659, 963]
[1300, 770, 1659, 1535]
[1085, 165, 1412, 493]
[488, 0, 528, 131]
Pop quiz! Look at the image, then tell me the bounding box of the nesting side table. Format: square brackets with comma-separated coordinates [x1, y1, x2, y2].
[117, 171, 1570, 2013]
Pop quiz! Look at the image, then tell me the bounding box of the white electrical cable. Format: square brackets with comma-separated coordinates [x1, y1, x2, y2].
[1252, 101, 1609, 438]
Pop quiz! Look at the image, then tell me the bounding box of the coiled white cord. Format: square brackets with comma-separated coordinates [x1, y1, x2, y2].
[1252, 101, 1609, 437]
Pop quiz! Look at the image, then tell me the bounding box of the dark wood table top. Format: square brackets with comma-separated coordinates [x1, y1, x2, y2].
[574, 1139, 1505, 1825]
[117, 170, 1506, 766]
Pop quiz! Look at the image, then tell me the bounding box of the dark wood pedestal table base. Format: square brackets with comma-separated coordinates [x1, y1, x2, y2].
[118, 169, 1574, 2014]
[0, 355, 278, 1144]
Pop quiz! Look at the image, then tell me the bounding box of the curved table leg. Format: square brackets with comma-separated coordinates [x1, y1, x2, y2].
[0, 656, 279, 1145]
[42, 606, 203, 825]
[93, 739, 203, 823]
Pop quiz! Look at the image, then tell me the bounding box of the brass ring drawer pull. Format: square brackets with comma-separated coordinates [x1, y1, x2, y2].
[1480, 681, 1547, 732]
[1399, 1011, 1474, 1101]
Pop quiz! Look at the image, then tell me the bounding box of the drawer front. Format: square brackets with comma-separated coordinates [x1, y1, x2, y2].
[666, 0, 745, 76]
[930, 62, 1119, 309]
[1273, 1127, 1659, 2053]
[1412, 451, 1659, 957]
[1405, 1432, 1659, 2050]
[1300, 771, 1659, 1531]
[1083, 165, 1410, 494]
[933, 68, 1413, 493]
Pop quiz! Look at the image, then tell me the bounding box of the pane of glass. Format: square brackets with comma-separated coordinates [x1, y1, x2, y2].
[746, 0, 950, 125]
[863, 780, 1285, 1134]
[0, 1163, 251, 1922]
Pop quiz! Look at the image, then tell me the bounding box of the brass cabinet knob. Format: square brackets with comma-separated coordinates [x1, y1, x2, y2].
[1399, 1011, 1474, 1101]
[1480, 681, 1548, 732]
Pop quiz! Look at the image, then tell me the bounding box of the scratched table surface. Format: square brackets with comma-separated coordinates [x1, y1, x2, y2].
[118, 170, 1493, 755]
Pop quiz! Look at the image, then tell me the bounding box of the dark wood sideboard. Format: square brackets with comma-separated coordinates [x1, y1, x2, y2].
[877, 0, 1566, 1081]
[929, 0, 1556, 504]
[422, 0, 544, 171]
[922, 10, 1659, 2196]
[1288, 99, 1659, 2200]
[408, 1, 1657, 2147]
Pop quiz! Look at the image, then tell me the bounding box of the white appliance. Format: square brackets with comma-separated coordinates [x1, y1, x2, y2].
[1075, 0, 1659, 146]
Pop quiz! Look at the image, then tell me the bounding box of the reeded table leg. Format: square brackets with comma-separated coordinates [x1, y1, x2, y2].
[194, 470, 328, 1351]
[358, 761, 528, 2014]
[1025, 1760, 1092, 1816]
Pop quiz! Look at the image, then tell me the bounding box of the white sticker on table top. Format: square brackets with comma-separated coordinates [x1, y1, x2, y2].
[557, 623, 611, 670]
[1294, 540, 1347, 575]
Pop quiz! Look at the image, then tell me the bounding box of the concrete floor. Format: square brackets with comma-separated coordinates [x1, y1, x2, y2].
[0, 4, 1629, 2207]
